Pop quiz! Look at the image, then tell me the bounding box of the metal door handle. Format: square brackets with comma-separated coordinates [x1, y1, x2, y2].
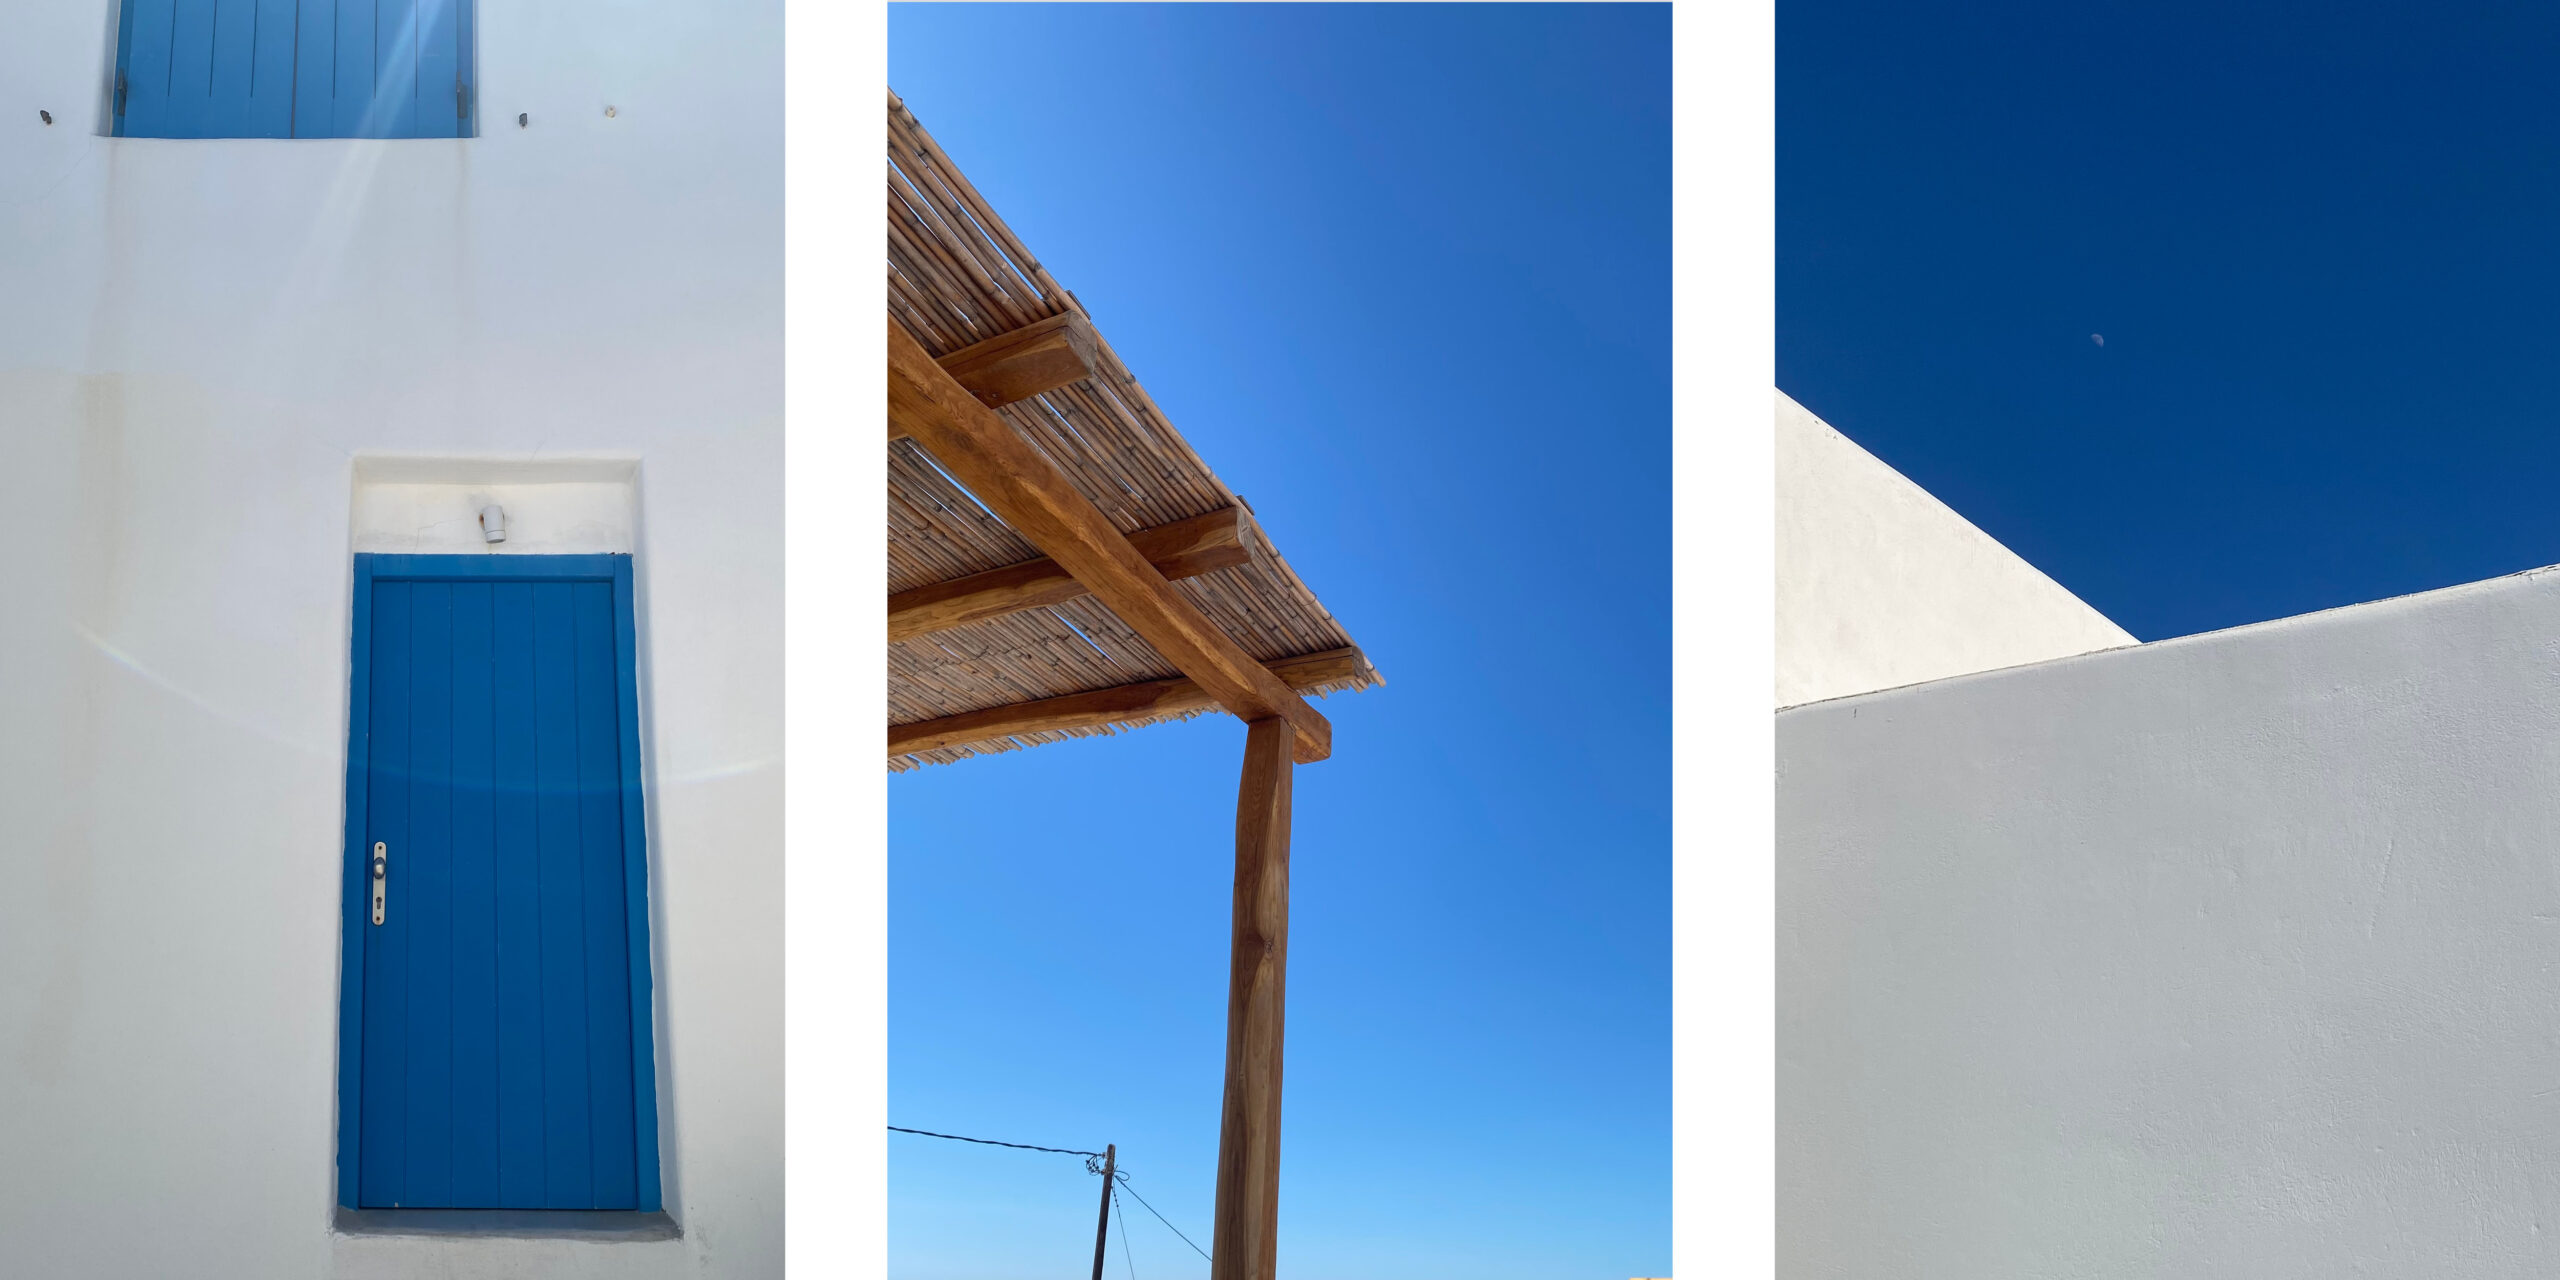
[371, 842, 388, 926]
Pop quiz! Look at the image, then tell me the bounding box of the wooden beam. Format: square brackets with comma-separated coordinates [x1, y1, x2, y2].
[887, 507, 1250, 644]
[888, 313, 1099, 441]
[888, 321, 1334, 761]
[1210, 717, 1293, 1280]
[887, 648, 1363, 759]
[941, 312, 1101, 408]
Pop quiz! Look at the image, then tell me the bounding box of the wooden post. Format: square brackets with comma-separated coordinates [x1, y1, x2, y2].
[1210, 717, 1293, 1280]
[1090, 1142, 1116, 1280]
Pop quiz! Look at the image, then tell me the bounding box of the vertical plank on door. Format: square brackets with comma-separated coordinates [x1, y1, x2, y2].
[404, 583, 456, 1206]
[359, 582, 414, 1207]
[335, 559, 377, 1206]
[448, 583, 501, 1205]
[490, 582, 548, 1204]
[532, 583, 596, 1207]
[574, 582, 640, 1206]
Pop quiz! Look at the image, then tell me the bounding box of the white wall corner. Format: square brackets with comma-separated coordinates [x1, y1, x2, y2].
[1775, 390, 2135, 708]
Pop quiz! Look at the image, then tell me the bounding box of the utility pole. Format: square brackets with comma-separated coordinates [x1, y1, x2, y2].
[1091, 1142, 1117, 1280]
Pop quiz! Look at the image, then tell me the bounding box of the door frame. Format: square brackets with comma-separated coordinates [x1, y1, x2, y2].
[334, 553, 662, 1211]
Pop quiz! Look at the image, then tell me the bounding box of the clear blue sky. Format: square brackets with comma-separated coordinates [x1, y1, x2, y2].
[888, 6, 1669, 1280]
[1784, 0, 2560, 642]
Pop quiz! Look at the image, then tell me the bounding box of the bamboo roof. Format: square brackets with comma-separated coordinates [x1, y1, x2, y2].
[887, 92, 1379, 771]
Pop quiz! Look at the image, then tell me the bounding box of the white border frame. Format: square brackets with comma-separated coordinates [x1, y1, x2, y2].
[1672, 0, 1777, 1276]
[785, 0, 889, 1275]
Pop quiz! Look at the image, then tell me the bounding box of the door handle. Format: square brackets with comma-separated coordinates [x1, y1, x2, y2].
[371, 842, 388, 926]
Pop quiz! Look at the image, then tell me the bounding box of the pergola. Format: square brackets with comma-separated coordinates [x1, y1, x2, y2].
[886, 92, 1380, 1280]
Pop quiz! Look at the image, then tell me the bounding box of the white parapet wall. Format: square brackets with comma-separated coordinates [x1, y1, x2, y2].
[1779, 564, 2560, 1277]
[0, 3, 779, 1277]
[1776, 391, 2134, 707]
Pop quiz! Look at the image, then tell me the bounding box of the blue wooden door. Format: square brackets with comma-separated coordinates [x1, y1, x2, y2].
[340, 555, 659, 1211]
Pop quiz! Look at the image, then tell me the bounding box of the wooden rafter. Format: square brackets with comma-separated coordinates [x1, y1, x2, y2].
[887, 648, 1364, 759]
[888, 322, 1335, 761]
[887, 312, 1100, 441]
[888, 507, 1251, 644]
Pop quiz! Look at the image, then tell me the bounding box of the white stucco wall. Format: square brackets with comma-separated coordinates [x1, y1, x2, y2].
[0, 4, 780, 1277]
[352, 459, 642, 556]
[1779, 565, 2560, 1278]
[1776, 391, 2134, 707]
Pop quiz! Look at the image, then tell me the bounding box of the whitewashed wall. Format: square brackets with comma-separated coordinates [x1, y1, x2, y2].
[1780, 566, 2560, 1278]
[1776, 391, 2133, 707]
[0, 4, 780, 1276]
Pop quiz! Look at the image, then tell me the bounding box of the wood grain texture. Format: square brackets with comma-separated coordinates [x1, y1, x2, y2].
[888, 321, 1334, 761]
[885, 313, 1100, 440]
[887, 648, 1364, 759]
[887, 95, 1380, 770]
[940, 312, 1101, 408]
[887, 507, 1249, 643]
[1210, 717, 1293, 1280]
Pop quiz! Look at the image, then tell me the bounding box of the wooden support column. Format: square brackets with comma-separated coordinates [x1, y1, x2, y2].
[1210, 716, 1293, 1280]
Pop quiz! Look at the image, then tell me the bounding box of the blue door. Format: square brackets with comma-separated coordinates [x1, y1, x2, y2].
[338, 555, 660, 1211]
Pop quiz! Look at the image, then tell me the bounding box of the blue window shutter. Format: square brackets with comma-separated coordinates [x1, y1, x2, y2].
[114, 0, 184, 137]
[419, 0, 465, 138]
[118, 0, 473, 139]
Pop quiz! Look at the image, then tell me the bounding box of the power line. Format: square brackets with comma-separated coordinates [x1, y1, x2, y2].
[1113, 1182, 1138, 1280]
[889, 1124, 1212, 1266]
[1114, 1173, 1213, 1265]
[887, 1125, 1104, 1158]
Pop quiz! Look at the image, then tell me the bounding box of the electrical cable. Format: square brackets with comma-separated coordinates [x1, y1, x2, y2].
[1114, 1181, 1139, 1280]
[1114, 1172, 1213, 1265]
[887, 1125, 1104, 1158]
[888, 1124, 1212, 1266]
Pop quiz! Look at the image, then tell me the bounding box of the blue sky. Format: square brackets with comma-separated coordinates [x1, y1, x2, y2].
[888, 6, 1669, 1280]
[1784, 0, 2560, 642]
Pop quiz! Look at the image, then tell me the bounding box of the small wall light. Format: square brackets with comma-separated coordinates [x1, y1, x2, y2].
[480, 505, 508, 544]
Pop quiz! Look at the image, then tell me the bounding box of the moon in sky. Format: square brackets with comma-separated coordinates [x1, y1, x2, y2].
[2091, 333, 2105, 347]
